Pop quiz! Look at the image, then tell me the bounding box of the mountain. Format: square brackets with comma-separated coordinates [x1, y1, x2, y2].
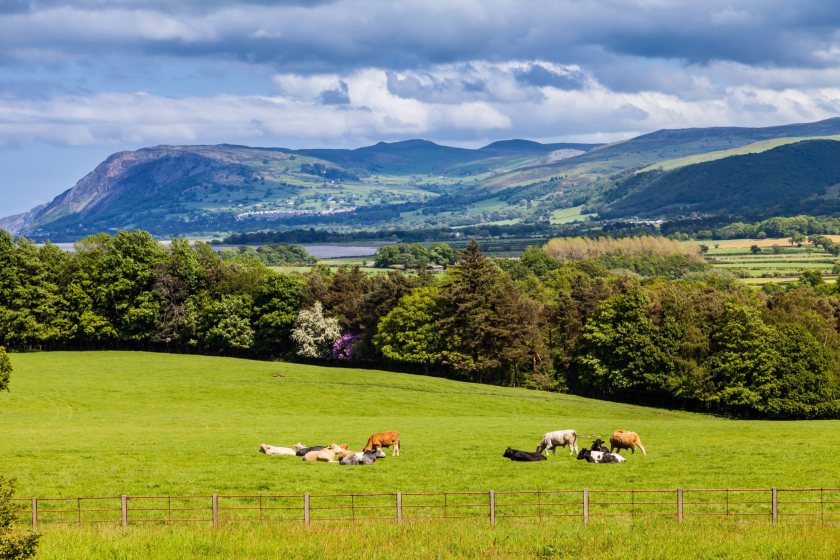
[2, 140, 602, 239]
[480, 117, 840, 188]
[7, 117, 840, 240]
[601, 139, 840, 219]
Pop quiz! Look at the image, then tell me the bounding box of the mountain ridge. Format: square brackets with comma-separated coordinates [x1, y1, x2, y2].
[6, 117, 840, 239]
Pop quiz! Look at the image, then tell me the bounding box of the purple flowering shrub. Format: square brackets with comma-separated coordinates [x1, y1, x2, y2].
[332, 333, 359, 361]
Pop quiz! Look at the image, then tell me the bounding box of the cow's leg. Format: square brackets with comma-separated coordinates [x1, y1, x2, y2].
[395, 441, 400, 456]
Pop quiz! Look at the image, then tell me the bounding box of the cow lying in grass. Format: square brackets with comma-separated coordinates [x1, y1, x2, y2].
[339, 449, 381, 465]
[536, 430, 578, 455]
[259, 444, 296, 456]
[295, 445, 325, 456]
[576, 449, 626, 463]
[302, 443, 345, 462]
[364, 431, 400, 456]
[610, 430, 647, 456]
[503, 447, 547, 462]
[338, 448, 386, 462]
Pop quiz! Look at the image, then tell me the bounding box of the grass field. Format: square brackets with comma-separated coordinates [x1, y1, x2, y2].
[699, 239, 838, 284]
[3, 351, 839, 558]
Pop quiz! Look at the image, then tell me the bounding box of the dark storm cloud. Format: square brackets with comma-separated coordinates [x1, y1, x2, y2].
[3, 0, 840, 74]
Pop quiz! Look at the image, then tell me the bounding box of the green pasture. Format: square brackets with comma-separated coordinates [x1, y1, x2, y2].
[3, 351, 839, 559]
[34, 520, 840, 560]
[550, 205, 596, 225]
[2, 351, 838, 500]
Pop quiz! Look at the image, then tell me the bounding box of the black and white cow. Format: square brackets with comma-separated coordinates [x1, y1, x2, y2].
[576, 448, 626, 463]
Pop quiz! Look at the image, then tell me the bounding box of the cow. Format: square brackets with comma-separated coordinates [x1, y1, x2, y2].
[536, 430, 578, 455]
[364, 431, 400, 456]
[258, 444, 296, 456]
[609, 430, 647, 456]
[302, 443, 345, 462]
[576, 449, 626, 463]
[590, 439, 609, 453]
[338, 447, 386, 462]
[340, 450, 381, 465]
[295, 446, 325, 456]
[503, 447, 547, 462]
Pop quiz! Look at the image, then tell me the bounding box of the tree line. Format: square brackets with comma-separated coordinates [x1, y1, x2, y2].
[1, 229, 837, 419]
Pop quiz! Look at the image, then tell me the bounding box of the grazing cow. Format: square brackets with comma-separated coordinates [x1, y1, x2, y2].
[339, 450, 381, 465]
[576, 449, 626, 463]
[302, 443, 344, 462]
[258, 444, 296, 456]
[590, 439, 609, 453]
[609, 430, 647, 456]
[503, 447, 547, 462]
[536, 430, 578, 455]
[364, 431, 400, 456]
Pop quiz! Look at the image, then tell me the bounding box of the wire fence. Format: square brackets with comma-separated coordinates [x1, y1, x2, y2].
[12, 488, 840, 529]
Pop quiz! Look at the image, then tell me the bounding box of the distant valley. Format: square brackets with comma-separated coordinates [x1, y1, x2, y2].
[6, 117, 840, 240]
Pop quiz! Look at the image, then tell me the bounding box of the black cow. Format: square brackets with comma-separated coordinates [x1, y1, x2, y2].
[590, 439, 609, 453]
[295, 446, 325, 456]
[503, 447, 547, 462]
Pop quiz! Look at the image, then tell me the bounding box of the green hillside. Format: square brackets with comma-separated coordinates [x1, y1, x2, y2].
[603, 140, 840, 219]
[640, 135, 840, 172]
[2, 351, 838, 500]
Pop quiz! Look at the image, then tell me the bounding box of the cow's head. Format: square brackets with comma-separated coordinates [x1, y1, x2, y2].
[576, 449, 590, 461]
[503, 447, 514, 458]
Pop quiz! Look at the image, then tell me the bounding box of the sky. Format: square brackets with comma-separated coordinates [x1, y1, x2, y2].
[3, 0, 840, 216]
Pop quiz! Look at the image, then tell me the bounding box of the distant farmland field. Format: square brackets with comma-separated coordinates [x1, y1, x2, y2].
[701, 238, 838, 284]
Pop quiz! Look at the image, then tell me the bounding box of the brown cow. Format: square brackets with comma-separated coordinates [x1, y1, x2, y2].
[364, 431, 400, 456]
[609, 430, 647, 456]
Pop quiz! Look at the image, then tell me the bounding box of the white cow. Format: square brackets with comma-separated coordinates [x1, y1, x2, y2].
[259, 444, 297, 456]
[536, 430, 578, 455]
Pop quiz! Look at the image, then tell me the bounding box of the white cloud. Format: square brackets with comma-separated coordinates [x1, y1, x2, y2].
[4, 60, 840, 150]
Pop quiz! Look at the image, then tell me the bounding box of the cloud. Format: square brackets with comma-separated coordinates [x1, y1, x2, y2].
[513, 63, 587, 90]
[318, 80, 350, 105]
[4, 62, 840, 151]
[3, 0, 840, 72]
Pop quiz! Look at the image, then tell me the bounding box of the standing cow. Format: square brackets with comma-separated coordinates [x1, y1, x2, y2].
[609, 430, 646, 456]
[364, 431, 400, 456]
[536, 430, 578, 455]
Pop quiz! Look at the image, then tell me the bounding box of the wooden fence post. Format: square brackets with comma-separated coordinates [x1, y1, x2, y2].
[31, 498, 37, 530]
[489, 490, 496, 525]
[396, 492, 402, 524]
[677, 488, 683, 523]
[121, 495, 127, 528]
[304, 494, 310, 527]
[771, 488, 778, 524]
[212, 495, 219, 528]
[583, 488, 589, 525]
